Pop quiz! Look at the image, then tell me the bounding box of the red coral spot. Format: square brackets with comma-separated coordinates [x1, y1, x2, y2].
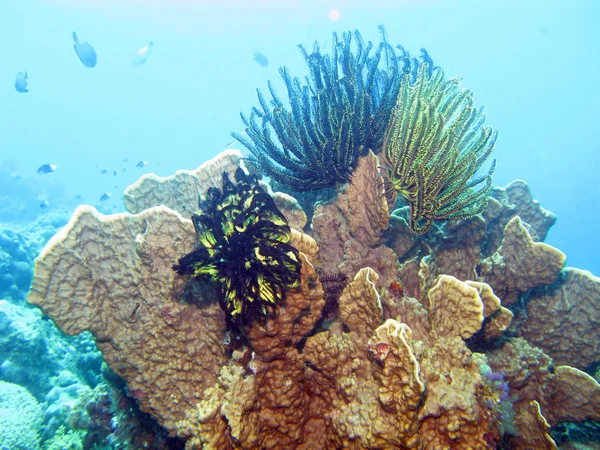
[388, 281, 404, 300]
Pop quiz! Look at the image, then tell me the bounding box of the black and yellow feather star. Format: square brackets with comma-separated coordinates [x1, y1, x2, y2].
[173, 168, 302, 323]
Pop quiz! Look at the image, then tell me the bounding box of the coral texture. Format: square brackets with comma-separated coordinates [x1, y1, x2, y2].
[0, 381, 43, 450]
[517, 267, 600, 369]
[123, 149, 249, 215]
[28, 205, 229, 435]
[311, 150, 396, 287]
[27, 147, 600, 449]
[478, 216, 566, 305]
[487, 337, 600, 449]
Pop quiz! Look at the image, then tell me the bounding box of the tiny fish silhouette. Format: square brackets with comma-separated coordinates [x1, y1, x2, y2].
[15, 71, 28, 93]
[133, 41, 154, 67]
[136, 160, 148, 168]
[40, 200, 49, 209]
[37, 164, 57, 174]
[100, 193, 111, 201]
[253, 52, 269, 67]
[100, 169, 108, 174]
[113, 170, 117, 176]
[72, 32, 97, 68]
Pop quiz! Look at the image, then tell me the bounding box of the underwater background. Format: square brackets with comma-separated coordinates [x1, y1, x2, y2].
[2, 0, 600, 273]
[1, 0, 599, 449]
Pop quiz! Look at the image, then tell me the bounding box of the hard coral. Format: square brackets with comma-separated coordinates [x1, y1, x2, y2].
[173, 168, 302, 323]
[28, 204, 229, 436]
[123, 149, 249, 215]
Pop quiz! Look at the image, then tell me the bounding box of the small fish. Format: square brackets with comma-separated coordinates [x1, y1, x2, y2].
[253, 52, 269, 67]
[15, 71, 28, 93]
[37, 164, 57, 174]
[40, 200, 49, 209]
[72, 32, 97, 68]
[123, 158, 129, 163]
[100, 193, 111, 201]
[74, 194, 83, 200]
[136, 160, 148, 168]
[132, 41, 154, 67]
[122, 168, 127, 172]
[100, 169, 108, 174]
[113, 170, 117, 176]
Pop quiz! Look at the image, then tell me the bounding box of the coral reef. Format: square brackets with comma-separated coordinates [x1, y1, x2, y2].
[28, 204, 229, 434]
[516, 267, 600, 369]
[27, 143, 600, 448]
[0, 212, 67, 303]
[123, 149, 251, 215]
[22, 26, 600, 449]
[0, 381, 43, 450]
[0, 300, 102, 400]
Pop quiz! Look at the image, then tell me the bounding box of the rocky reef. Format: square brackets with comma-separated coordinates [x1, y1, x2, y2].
[27, 149, 600, 449]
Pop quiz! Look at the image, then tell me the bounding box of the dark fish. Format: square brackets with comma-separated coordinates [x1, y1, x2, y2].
[15, 71, 28, 93]
[72, 32, 97, 68]
[136, 160, 148, 168]
[113, 170, 117, 176]
[101, 169, 108, 174]
[37, 164, 57, 174]
[253, 52, 269, 67]
[40, 200, 49, 209]
[123, 158, 129, 163]
[74, 194, 83, 200]
[100, 193, 111, 201]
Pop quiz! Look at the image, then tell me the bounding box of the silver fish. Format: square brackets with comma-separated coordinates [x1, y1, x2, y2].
[133, 41, 154, 67]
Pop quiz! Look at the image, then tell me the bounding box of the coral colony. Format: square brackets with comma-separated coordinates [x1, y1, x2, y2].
[28, 27, 600, 449]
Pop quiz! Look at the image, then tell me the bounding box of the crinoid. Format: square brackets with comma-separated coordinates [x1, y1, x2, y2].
[381, 62, 497, 234]
[233, 26, 437, 192]
[173, 168, 302, 324]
